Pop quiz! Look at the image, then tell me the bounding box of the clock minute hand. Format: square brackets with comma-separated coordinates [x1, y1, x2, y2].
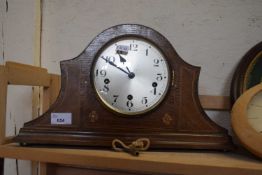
[117, 55, 135, 78]
[101, 56, 130, 76]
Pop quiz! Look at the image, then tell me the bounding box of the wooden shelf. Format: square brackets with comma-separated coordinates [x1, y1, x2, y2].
[1, 62, 261, 174]
[0, 143, 261, 175]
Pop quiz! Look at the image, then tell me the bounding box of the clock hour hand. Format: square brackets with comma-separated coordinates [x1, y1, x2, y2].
[118, 55, 135, 78]
[126, 66, 135, 79]
[118, 54, 127, 64]
[101, 56, 133, 78]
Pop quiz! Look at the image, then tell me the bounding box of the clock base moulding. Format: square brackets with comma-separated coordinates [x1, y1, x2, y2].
[14, 24, 234, 151]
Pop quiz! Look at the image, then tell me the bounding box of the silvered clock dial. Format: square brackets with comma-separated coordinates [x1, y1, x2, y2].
[93, 38, 170, 115]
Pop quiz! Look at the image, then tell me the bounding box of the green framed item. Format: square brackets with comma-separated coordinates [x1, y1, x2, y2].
[231, 42, 262, 104]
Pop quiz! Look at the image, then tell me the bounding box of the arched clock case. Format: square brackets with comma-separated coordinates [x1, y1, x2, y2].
[15, 24, 233, 150]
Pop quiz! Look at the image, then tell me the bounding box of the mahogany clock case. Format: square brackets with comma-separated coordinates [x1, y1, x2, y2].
[231, 41, 262, 104]
[15, 24, 233, 150]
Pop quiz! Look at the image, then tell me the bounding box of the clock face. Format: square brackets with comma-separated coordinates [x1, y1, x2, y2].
[244, 51, 262, 90]
[247, 90, 262, 133]
[93, 38, 170, 115]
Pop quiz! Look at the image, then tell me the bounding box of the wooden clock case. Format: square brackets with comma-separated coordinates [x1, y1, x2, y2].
[231, 41, 262, 104]
[15, 24, 233, 150]
[231, 83, 262, 159]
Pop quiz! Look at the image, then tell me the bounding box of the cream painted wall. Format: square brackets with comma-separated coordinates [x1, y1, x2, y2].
[41, 0, 262, 96]
[0, 0, 37, 175]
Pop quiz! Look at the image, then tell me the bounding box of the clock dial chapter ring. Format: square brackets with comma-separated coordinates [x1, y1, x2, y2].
[92, 38, 170, 116]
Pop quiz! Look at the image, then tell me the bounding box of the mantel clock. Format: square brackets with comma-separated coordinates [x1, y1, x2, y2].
[15, 24, 233, 150]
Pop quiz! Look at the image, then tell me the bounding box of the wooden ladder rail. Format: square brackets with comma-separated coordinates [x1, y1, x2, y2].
[0, 61, 60, 175]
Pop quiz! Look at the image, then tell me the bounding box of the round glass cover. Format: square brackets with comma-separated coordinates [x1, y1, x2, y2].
[93, 38, 170, 115]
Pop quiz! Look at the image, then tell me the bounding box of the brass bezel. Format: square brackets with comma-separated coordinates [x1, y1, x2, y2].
[91, 36, 171, 116]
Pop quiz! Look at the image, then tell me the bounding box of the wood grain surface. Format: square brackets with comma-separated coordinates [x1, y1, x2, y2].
[232, 83, 262, 159]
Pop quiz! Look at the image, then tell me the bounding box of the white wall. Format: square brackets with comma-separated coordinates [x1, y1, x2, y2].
[0, 0, 37, 175]
[41, 0, 262, 96]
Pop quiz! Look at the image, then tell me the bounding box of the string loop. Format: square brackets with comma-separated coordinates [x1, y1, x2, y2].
[112, 138, 150, 156]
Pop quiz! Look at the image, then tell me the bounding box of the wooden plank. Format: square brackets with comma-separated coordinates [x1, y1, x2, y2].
[42, 87, 50, 114]
[4, 136, 14, 144]
[46, 163, 145, 175]
[5, 61, 50, 87]
[49, 74, 61, 104]
[32, 86, 42, 119]
[32, 161, 39, 175]
[0, 66, 7, 144]
[33, 2, 44, 171]
[0, 144, 261, 175]
[32, 0, 43, 119]
[42, 74, 61, 113]
[39, 162, 47, 175]
[33, 0, 42, 68]
[199, 95, 231, 110]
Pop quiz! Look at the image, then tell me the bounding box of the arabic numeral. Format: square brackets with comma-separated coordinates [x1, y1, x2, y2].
[103, 84, 109, 92]
[113, 95, 119, 103]
[153, 59, 160, 67]
[96, 69, 107, 77]
[57, 118, 64, 122]
[156, 73, 163, 81]
[130, 43, 138, 51]
[141, 97, 148, 104]
[101, 55, 116, 63]
[127, 100, 134, 108]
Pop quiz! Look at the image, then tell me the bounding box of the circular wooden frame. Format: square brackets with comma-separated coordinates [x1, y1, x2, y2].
[232, 83, 262, 159]
[231, 42, 262, 104]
